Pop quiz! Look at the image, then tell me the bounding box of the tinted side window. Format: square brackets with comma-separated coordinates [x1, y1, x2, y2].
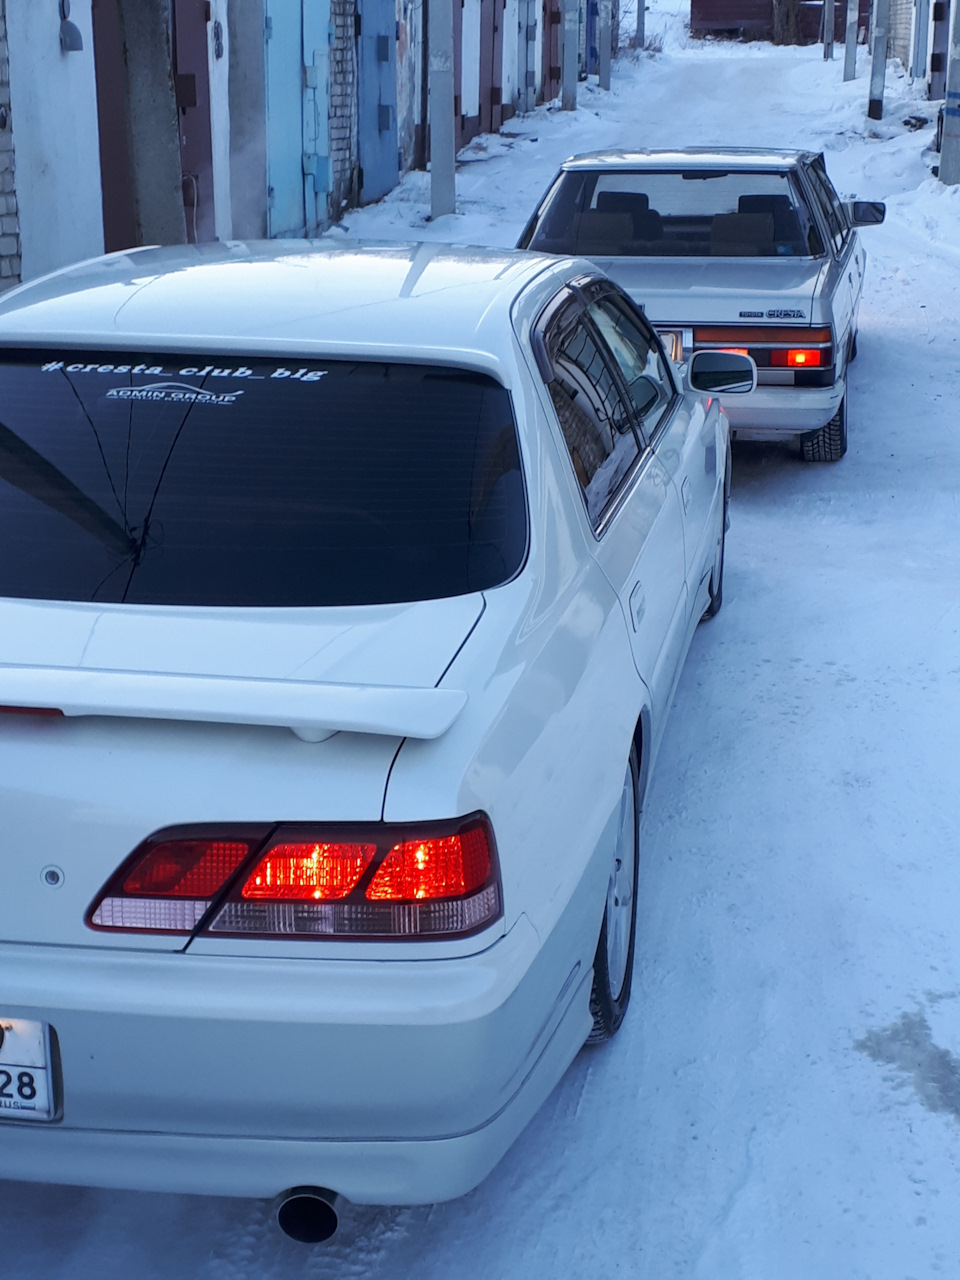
[806, 166, 846, 253]
[545, 313, 641, 527]
[586, 297, 675, 440]
[0, 353, 527, 606]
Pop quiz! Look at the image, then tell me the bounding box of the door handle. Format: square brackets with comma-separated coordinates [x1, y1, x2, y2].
[681, 476, 692, 514]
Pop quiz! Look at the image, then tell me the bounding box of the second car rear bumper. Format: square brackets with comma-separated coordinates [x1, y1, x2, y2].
[720, 380, 844, 438]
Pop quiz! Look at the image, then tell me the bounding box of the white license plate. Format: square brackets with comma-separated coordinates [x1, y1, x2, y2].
[0, 1018, 55, 1121]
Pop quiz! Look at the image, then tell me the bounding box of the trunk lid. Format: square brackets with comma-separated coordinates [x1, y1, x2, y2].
[0, 595, 482, 949]
[593, 257, 825, 325]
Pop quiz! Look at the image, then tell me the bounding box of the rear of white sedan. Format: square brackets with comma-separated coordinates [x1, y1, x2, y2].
[0, 242, 744, 1234]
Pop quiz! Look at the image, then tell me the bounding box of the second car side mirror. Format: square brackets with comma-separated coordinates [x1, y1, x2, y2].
[685, 351, 756, 395]
[845, 200, 886, 226]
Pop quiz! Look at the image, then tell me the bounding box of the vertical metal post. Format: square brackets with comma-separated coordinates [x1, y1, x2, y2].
[939, 0, 960, 184]
[561, 0, 578, 109]
[843, 0, 858, 78]
[524, 0, 538, 112]
[867, 0, 889, 118]
[599, 0, 612, 87]
[636, 0, 645, 49]
[429, 0, 456, 216]
[911, 0, 931, 78]
[824, 0, 835, 57]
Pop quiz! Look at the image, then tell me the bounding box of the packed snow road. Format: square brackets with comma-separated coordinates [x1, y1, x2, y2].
[4, 4, 959, 1275]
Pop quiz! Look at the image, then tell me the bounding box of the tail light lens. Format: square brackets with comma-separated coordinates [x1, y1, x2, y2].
[241, 842, 376, 901]
[770, 348, 822, 367]
[693, 325, 833, 374]
[89, 832, 265, 932]
[87, 816, 501, 939]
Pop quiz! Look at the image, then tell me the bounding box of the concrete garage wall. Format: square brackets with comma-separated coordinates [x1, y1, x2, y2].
[6, 0, 104, 281]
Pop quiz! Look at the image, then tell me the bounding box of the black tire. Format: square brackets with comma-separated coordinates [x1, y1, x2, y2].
[587, 746, 640, 1044]
[701, 452, 730, 620]
[801, 395, 847, 463]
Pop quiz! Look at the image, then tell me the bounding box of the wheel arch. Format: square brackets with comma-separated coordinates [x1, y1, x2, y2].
[631, 705, 653, 813]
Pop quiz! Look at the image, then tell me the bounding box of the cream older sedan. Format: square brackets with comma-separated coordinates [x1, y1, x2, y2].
[520, 148, 885, 462]
[0, 242, 752, 1240]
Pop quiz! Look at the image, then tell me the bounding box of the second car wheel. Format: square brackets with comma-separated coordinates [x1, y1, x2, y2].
[587, 745, 640, 1044]
[801, 395, 847, 463]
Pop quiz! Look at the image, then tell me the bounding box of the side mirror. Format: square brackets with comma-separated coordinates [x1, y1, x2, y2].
[686, 350, 756, 395]
[845, 200, 886, 227]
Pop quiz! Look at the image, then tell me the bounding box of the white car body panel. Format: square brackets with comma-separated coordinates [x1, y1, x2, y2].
[0, 242, 727, 1204]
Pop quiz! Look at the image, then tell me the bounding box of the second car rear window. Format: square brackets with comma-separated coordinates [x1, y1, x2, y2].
[0, 353, 527, 606]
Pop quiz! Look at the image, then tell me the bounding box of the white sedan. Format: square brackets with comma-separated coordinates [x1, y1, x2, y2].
[0, 242, 753, 1241]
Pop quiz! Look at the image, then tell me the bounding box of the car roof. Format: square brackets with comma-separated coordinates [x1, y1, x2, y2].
[560, 147, 818, 171]
[0, 241, 569, 382]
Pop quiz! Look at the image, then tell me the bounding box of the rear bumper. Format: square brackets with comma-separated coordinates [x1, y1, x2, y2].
[721, 380, 843, 439]
[0, 916, 593, 1203]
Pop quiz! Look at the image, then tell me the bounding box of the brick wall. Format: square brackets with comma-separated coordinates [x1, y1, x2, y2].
[887, 0, 913, 68]
[0, 0, 21, 291]
[329, 0, 358, 217]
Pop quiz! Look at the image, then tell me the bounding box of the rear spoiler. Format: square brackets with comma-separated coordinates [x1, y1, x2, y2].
[0, 665, 467, 742]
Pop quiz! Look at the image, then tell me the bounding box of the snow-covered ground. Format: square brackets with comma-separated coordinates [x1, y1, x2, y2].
[5, 7, 960, 1276]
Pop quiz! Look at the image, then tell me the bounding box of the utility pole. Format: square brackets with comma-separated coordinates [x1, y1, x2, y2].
[867, 0, 889, 118]
[599, 0, 612, 88]
[562, 0, 579, 110]
[429, 0, 456, 217]
[843, 0, 858, 79]
[824, 0, 835, 58]
[939, 0, 960, 184]
[636, 0, 645, 49]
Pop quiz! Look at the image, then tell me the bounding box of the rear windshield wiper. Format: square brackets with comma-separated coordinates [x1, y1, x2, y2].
[0, 420, 135, 558]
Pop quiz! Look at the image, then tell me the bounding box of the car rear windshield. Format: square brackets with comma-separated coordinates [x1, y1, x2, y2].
[0, 352, 527, 606]
[524, 169, 823, 258]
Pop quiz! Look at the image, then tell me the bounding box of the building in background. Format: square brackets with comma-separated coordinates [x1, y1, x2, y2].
[1, 0, 600, 286]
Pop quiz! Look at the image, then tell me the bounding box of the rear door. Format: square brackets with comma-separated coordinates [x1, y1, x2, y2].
[803, 159, 858, 361]
[538, 292, 687, 735]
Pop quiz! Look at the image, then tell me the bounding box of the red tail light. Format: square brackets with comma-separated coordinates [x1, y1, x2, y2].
[693, 325, 833, 373]
[771, 348, 822, 368]
[241, 842, 376, 901]
[123, 840, 252, 897]
[367, 830, 491, 901]
[89, 832, 262, 933]
[0, 706, 64, 717]
[88, 816, 501, 939]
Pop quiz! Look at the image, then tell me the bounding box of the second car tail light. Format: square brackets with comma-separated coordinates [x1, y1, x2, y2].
[770, 348, 823, 367]
[693, 325, 833, 372]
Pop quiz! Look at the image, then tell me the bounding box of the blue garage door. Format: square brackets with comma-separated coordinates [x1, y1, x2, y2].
[357, 0, 399, 204]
